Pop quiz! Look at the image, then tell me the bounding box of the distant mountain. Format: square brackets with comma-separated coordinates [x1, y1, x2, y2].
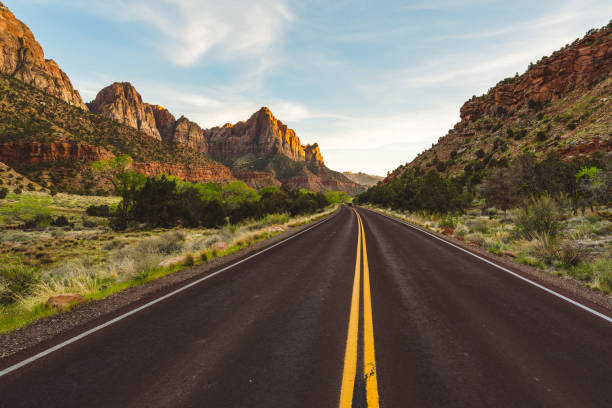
[87, 82, 362, 193]
[385, 23, 612, 183]
[343, 171, 383, 186]
[0, 2, 362, 194]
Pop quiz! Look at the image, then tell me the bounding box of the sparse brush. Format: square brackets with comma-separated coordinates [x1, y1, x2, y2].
[183, 253, 194, 267]
[515, 194, 560, 241]
[465, 232, 485, 245]
[557, 241, 587, 268]
[454, 224, 469, 238]
[0, 263, 40, 305]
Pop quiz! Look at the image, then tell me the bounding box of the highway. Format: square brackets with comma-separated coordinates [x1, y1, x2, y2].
[0, 205, 611, 407]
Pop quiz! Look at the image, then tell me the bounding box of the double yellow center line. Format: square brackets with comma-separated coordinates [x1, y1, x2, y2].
[339, 209, 380, 408]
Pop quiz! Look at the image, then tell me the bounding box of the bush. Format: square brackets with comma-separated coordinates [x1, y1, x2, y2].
[0, 264, 40, 305]
[0, 187, 7, 199]
[515, 195, 560, 240]
[24, 213, 53, 229]
[51, 215, 73, 227]
[183, 253, 195, 267]
[439, 216, 456, 229]
[86, 204, 110, 217]
[13, 187, 22, 194]
[558, 241, 586, 268]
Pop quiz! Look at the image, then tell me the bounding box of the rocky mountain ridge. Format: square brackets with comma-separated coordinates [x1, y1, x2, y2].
[0, 2, 86, 109]
[343, 171, 384, 187]
[386, 23, 612, 182]
[0, 2, 361, 194]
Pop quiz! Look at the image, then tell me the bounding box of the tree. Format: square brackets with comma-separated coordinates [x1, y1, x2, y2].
[91, 155, 146, 218]
[481, 168, 516, 214]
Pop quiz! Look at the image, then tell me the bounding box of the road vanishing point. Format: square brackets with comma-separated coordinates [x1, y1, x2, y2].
[1, 206, 611, 407]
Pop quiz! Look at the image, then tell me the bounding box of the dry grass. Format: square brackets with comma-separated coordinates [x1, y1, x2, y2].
[0, 203, 338, 333]
[368, 204, 612, 296]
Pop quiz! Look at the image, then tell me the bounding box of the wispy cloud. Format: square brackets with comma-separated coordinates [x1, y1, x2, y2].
[75, 0, 293, 66]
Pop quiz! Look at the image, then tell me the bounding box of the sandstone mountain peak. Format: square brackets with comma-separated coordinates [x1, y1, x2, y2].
[0, 2, 86, 109]
[88, 82, 161, 140]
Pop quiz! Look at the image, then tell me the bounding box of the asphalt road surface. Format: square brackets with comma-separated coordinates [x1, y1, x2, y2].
[1, 205, 611, 407]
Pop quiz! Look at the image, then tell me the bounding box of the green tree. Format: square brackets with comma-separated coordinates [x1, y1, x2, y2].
[91, 155, 146, 217]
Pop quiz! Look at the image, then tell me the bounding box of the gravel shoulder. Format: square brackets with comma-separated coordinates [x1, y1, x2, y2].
[0, 210, 338, 360]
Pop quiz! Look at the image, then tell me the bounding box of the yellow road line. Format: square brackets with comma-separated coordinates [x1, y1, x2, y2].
[339, 209, 380, 407]
[357, 211, 380, 408]
[338, 211, 362, 408]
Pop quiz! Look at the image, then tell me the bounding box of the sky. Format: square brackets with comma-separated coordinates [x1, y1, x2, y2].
[5, 0, 612, 176]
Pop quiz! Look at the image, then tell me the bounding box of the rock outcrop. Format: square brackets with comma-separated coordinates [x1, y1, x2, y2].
[385, 23, 612, 183]
[167, 116, 208, 154]
[304, 143, 324, 164]
[150, 105, 176, 140]
[0, 2, 86, 109]
[459, 27, 612, 123]
[343, 171, 383, 187]
[204, 107, 310, 163]
[0, 142, 114, 163]
[132, 161, 232, 183]
[88, 82, 161, 140]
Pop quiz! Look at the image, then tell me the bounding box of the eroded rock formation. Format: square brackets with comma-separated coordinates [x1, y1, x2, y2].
[88, 82, 161, 140]
[0, 2, 86, 109]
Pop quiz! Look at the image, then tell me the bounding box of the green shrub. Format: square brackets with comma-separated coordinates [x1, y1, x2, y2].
[13, 187, 22, 194]
[468, 218, 489, 234]
[24, 213, 53, 229]
[183, 254, 195, 267]
[51, 215, 72, 227]
[86, 204, 110, 217]
[439, 216, 457, 229]
[515, 195, 560, 240]
[567, 262, 594, 282]
[594, 258, 612, 293]
[0, 264, 40, 305]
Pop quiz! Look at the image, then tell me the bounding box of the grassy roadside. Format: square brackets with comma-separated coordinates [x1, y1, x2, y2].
[363, 204, 612, 295]
[0, 195, 338, 334]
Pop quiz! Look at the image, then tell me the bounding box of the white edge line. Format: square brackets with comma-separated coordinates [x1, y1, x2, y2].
[364, 208, 612, 324]
[0, 210, 340, 378]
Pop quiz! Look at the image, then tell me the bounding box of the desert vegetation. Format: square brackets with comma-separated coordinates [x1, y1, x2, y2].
[357, 151, 611, 294]
[0, 164, 347, 333]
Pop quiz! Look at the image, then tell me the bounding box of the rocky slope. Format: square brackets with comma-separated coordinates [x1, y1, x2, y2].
[387, 23, 612, 182]
[86, 82, 360, 192]
[203, 107, 324, 165]
[0, 2, 85, 109]
[343, 171, 383, 187]
[0, 2, 359, 194]
[0, 73, 232, 194]
[88, 83, 161, 140]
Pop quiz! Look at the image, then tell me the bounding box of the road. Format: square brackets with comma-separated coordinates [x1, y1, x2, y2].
[1, 205, 611, 407]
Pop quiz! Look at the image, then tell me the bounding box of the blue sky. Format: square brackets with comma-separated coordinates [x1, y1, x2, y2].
[5, 0, 612, 175]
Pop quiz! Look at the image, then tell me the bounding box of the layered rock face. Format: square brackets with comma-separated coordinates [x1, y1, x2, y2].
[460, 28, 612, 123]
[204, 107, 324, 165]
[88, 83, 161, 140]
[0, 142, 114, 163]
[0, 2, 86, 109]
[132, 161, 232, 183]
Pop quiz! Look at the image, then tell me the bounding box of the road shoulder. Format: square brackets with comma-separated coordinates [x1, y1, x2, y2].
[0, 209, 340, 361]
[360, 207, 612, 314]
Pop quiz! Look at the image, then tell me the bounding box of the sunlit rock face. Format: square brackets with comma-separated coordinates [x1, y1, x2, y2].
[204, 107, 311, 162]
[0, 2, 86, 109]
[89, 82, 161, 140]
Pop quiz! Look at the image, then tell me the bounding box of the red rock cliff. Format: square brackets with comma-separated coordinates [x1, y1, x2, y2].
[460, 27, 612, 123]
[0, 2, 86, 109]
[89, 82, 161, 140]
[204, 107, 310, 163]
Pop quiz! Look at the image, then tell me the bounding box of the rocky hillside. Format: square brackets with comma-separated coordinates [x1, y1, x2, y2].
[0, 2, 360, 194]
[0, 2, 85, 109]
[0, 73, 232, 194]
[387, 23, 612, 182]
[343, 171, 383, 187]
[85, 82, 362, 193]
[88, 83, 161, 140]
